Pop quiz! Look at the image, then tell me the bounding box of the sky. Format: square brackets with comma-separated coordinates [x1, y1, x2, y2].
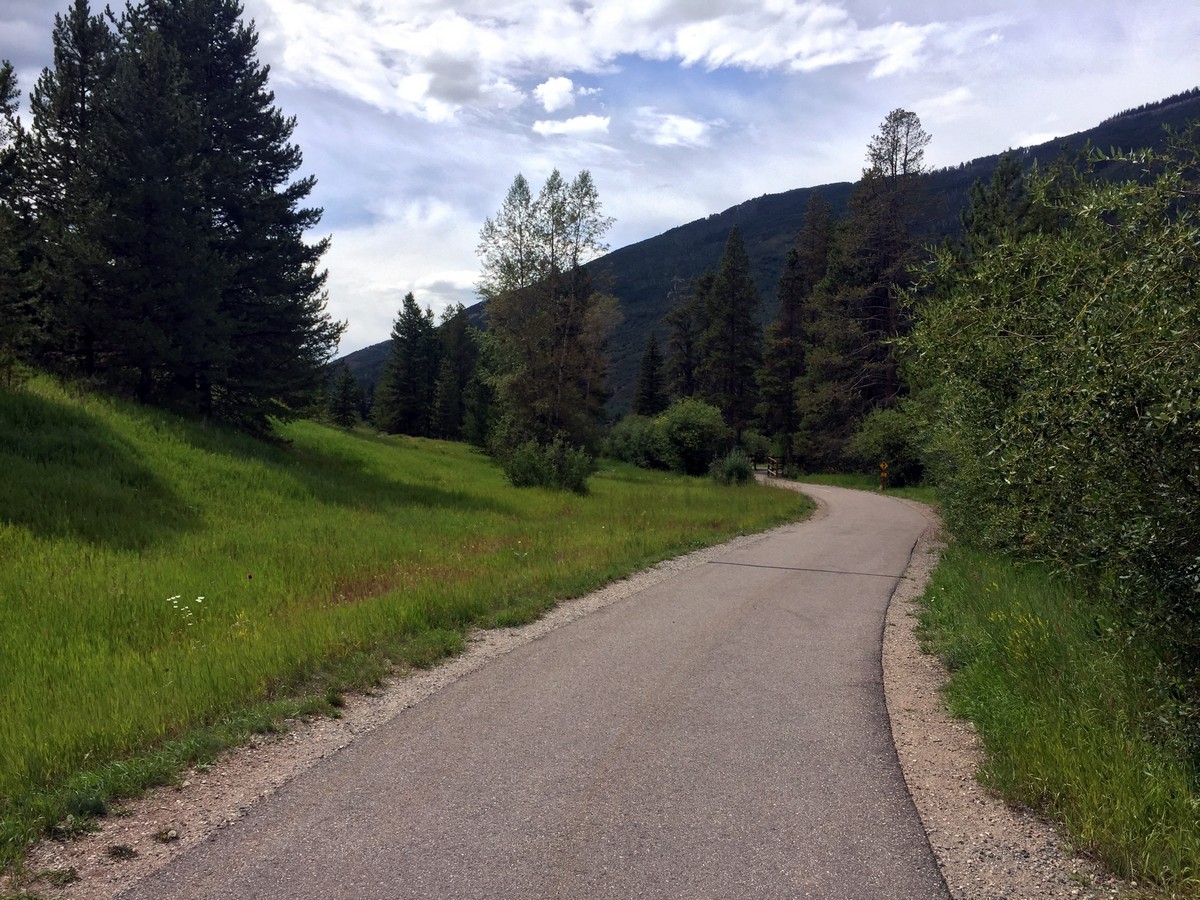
[2, 1, 1199, 355]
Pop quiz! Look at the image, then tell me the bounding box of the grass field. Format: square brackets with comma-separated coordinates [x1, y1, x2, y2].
[0, 377, 811, 868]
[917, 545, 1200, 893]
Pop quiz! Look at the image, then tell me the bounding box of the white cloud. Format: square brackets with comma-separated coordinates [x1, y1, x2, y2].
[535, 76, 576, 112]
[917, 86, 974, 122]
[533, 115, 612, 136]
[321, 198, 482, 353]
[635, 108, 715, 147]
[252, 0, 970, 121]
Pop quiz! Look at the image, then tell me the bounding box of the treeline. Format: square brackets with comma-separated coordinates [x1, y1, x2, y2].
[0, 0, 341, 431]
[351, 110, 936, 491]
[1100, 86, 1200, 125]
[607, 109, 933, 484]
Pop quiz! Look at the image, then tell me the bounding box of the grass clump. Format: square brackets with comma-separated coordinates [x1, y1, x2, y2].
[0, 376, 810, 869]
[917, 544, 1200, 892]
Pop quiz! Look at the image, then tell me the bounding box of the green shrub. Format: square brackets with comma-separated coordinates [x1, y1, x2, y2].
[501, 436, 595, 493]
[846, 405, 925, 487]
[710, 449, 753, 485]
[657, 398, 732, 476]
[604, 414, 669, 469]
[738, 428, 771, 464]
[907, 134, 1200, 757]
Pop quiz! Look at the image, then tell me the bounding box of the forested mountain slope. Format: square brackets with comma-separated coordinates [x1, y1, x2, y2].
[341, 87, 1200, 411]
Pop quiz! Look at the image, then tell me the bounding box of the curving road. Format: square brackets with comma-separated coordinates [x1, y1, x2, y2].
[121, 484, 949, 899]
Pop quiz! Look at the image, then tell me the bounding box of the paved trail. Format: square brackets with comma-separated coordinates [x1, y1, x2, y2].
[122, 484, 949, 899]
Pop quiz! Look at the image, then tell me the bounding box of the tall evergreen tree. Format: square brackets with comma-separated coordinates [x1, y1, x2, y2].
[664, 272, 709, 400]
[0, 61, 37, 385]
[430, 303, 478, 440]
[664, 275, 703, 401]
[697, 226, 761, 438]
[25, 0, 116, 376]
[632, 332, 667, 416]
[959, 151, 1031, 258]
[757, 194, 834, 467]
[142, 0, 342, 428]
[94, 13, 222, 404]
[372, 292, 440, 436]
[328, 363, 362, 428]
[796, 109, 931, 465]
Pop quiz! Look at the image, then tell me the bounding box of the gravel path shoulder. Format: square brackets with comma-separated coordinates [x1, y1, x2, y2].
[8, 481, 1134, 899]
[879, 496, 1132, 900]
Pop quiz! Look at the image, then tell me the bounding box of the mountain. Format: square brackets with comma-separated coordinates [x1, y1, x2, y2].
[339, 86, 1200, 412]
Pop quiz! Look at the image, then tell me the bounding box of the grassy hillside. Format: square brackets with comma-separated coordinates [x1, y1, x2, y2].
[0, 377, 810, 865]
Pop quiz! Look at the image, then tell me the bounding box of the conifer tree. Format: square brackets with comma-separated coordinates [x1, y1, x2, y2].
[328, 363, 362, 428]
[697, 226, 761, 438]
[430, 303, 479, 440]
[796, 109, 931, 465]
[0, 61, 37, 385]
[94, 13, 222, 404]
[25, 0, 117, 375]
[142, 0, 342, 428]
[756, 194, 834, 467]
[372, 292, 440, 436]
[633, 332, 667, 416]
[959, 151, 1030, 258]
[664, 272, 711, 400]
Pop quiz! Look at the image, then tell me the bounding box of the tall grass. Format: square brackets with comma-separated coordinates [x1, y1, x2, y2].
[0, 377, 810, 866]
[917, 545, 1200, 892]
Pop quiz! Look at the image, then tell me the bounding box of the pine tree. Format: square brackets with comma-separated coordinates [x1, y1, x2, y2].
[0, 61, 37, 385]
[25, 0, 117, 376]
[328, 363, 362, 428]
[756, 194, 834, 467]
[633, 332, 667, 416]
[93, 13, 223, 404]
[664, 272, 711, 400]
[796, 109, 931, 465]
[143, 0, 342, 428]
[959, 151, 1029, 258]
[372, 292, 440, 436]
[430, 304, 479, 440]
[697, 226, 761, 438]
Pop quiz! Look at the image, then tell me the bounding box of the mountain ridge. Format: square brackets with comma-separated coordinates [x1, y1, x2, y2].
[340, 86, 1200, 411]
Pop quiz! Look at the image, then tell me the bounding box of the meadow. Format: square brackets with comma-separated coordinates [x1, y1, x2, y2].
[0, 377, 810, 866]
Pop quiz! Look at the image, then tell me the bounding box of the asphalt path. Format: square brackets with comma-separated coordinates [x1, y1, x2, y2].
[122, 484, 949, 899]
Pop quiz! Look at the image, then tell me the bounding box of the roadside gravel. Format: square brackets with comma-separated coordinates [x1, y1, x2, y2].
[8, 482, 1134, 899]
[880, 497, 1132, 900]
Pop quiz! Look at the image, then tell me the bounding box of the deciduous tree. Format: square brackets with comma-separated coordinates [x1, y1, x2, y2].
[477, 169, 616, 453]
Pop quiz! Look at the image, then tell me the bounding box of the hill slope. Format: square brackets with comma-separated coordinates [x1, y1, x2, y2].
[341, 87, 1200, 411]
